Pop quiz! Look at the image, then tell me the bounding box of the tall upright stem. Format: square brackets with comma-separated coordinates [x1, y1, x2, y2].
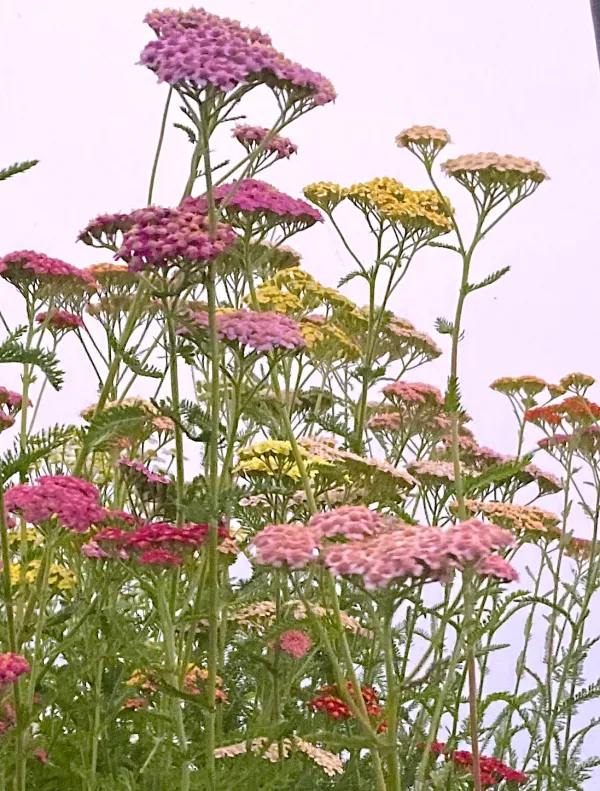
[147, 88, 173, 206]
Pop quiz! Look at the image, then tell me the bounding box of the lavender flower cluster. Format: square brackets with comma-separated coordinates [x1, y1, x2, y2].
[183, 308, 305, 352]
[140, 7, 336, 106]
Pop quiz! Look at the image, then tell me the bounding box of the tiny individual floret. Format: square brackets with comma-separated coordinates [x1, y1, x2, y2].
[233, 125, 297, 159]
[278, 630, 313, 658]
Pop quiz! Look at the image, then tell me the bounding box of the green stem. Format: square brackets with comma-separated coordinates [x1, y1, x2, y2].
[164, 306, 185, 526]
[383, 601, 402, 791]
[148, 87, 173, 205]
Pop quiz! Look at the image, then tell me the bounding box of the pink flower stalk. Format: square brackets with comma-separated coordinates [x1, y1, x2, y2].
[279, 630, 313, 658]
[0, 251, 97, 289]
[4, 476, 106, 533]
[116, 206, 237, 272]
[140, 8, 336, 107]
[308, 506, 388, 541]
[382, 381, 443, 405]
[182, 309, 305, 352]
[251, 524, 320, 568]
[117, 459, 171, 485]
[137, 549, 182, 566]
[36, 310, 84, 331]
[0, 653, 30, 686]
[233, 125, 298, 159]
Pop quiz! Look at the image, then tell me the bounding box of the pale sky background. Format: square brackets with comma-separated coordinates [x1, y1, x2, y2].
[1, 0, 599, 459]
[1, 0, 600, 775]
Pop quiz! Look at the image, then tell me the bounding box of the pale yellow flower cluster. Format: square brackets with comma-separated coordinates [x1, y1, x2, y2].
[441, 153, 549, 181]
[7, 527, 43, 547]
[227, 599, 373, 639]
[395, 125, 451, 147]
[214, 736, 343, 775]
[303, 181, 346, 212]
[300, 320, 361, 362]
[10, 560, 76, 591]
[461, 499, 561, 535]
[235, 439, 332, 480]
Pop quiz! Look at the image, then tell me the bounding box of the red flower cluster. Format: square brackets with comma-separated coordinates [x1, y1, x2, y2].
[453, 750, 528, 786]
[88, 521, 229, 566]
[525, 396, 600, 427]
[309, 682, 385, 726]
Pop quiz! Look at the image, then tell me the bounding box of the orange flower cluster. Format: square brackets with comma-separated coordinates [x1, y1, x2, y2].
[525, 397, 600, 427]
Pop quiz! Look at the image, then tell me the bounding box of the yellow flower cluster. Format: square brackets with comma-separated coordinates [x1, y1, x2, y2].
[303, 181, 346, 212]
[7, 527, 43, 547]
[300, 320, 360, 362]
[235, 439, 332, 480]
[10, 560, 76, 591]
[344, 177, 452, 230]
[252, 284, 302, 313]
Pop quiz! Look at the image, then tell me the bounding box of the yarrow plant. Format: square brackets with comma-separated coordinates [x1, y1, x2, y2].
[0, 7, 594, 791]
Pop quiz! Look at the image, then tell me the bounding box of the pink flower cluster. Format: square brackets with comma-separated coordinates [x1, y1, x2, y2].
[233, 126, 298, 159]
[88, 521, 229, 566]
[183, 309, 305, 352]
[252, 508, 517, 589]
[140, 8, 336, 106]
[252, 524, 319, 568]
[0, 653, 30, 687]
[182, 180, 323, 226]
[36, 310, 84, 331]
[279, 629, 313, 658]
[0, 251, 97, 288]
[116, 206, 237, 272]
[382, 381, 444, 405]
[117, 459, 170, 486]
[0, 387, 25, 433]
[367, 412, 402, 431]
[308, 505, 387, 541]
[5, 476, 106, 533]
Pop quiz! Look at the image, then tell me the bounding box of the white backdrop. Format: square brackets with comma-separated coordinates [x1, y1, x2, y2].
[0, 0, 598, 456]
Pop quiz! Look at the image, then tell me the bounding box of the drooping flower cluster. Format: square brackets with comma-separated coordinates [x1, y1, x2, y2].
[5, 476, 106, 533]
[214, 736, 343, 776]
[0, 387, 26, 433]
[233, 125, 298, 159]
[0, 653, 30, 687]
[140, 8, 336, 106]
[181, 308, 305, 353]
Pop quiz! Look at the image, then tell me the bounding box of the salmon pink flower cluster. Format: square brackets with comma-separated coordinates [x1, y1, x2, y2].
[278, 630, 313, 658]
[36, 310, 84, 331]
[183, 308, 305, 352]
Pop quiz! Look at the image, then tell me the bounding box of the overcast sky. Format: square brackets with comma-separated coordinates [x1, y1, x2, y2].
[1, 0, 599, 458]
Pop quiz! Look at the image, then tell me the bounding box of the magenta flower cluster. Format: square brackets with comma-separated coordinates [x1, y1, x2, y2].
[182, 180, 323, 226]
[0, 387, 25, 433]
[183, 308, 305, 352]
[0, 653, 30, 687]
[252, 507, 517, 589]
[233, 125, 298, 159]
[140, 7, 336, 106]
[117, 459, 170, 486]
[4, 476, 106, 533]
[36, 310, 84, 331]
[0, 251, 97, 288]
[116, 206, 237, 272]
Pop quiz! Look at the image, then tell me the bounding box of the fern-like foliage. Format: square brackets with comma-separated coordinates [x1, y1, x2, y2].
[0, 341, 64, 390]
[0, 425, 76, 484]
[81, 405, 152, 452]
[0, 159, 39, 183]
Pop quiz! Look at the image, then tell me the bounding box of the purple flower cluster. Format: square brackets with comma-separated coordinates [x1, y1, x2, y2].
[183, 308, 305, 352]
[0, 251, 97, 288]
[117, 458, 170, 486]
[36, 310, 84, 331]
[0, 654, 30, 687]
[233, 125, 298, 159]
[140, 8, 335, 106]
[182, 180, 323, 226]
[115, 206, 237, 271]
[5, 476, 106, 533]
